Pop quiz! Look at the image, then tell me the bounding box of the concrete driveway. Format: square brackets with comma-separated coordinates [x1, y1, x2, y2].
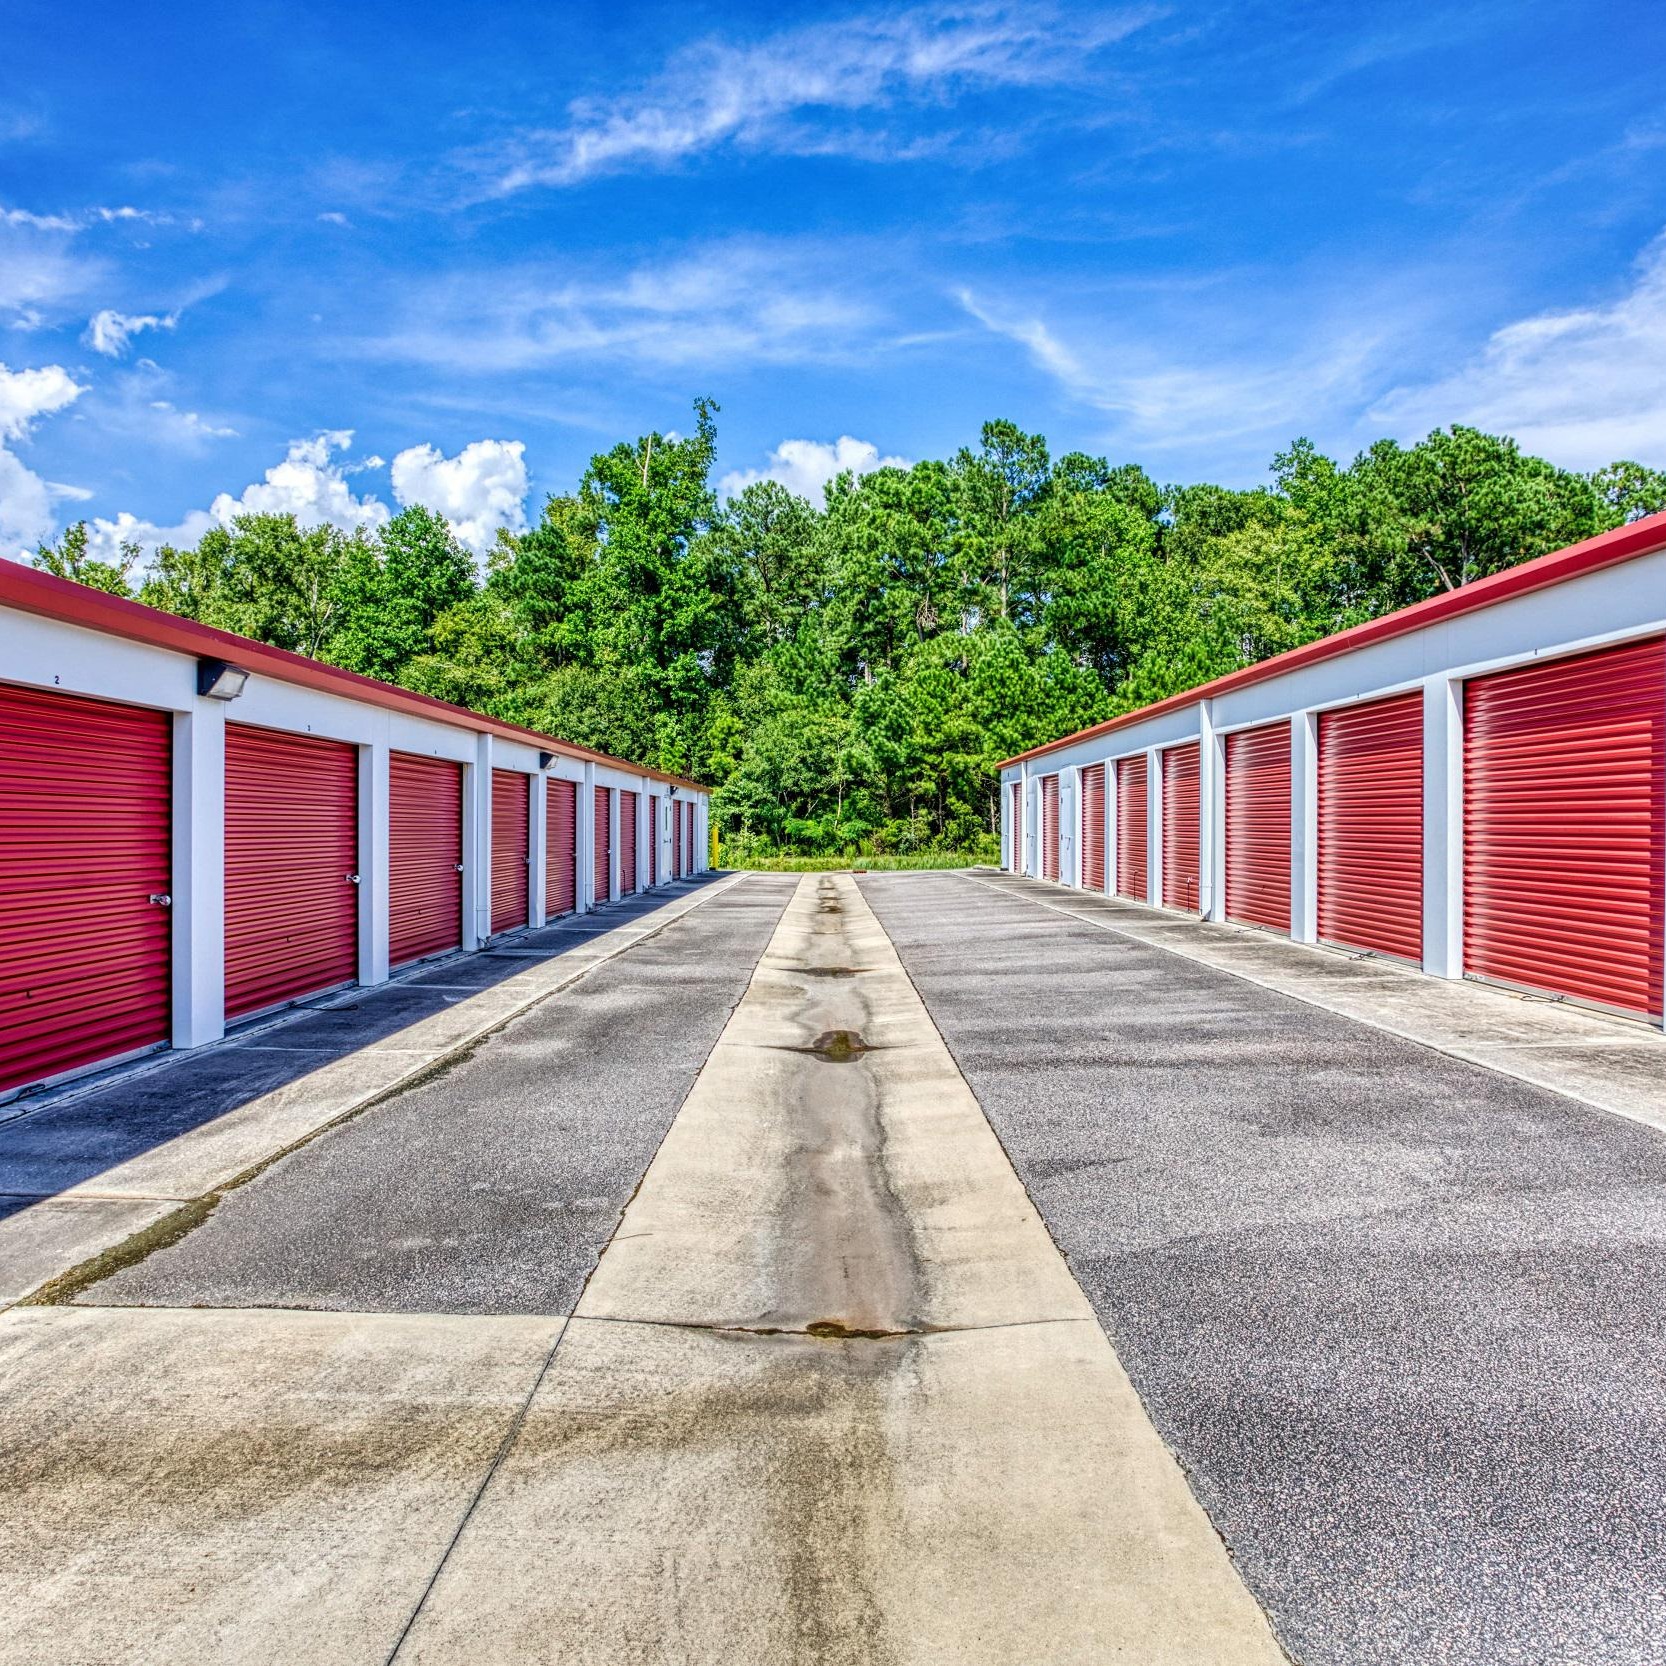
[2, 868, 1663, 1664]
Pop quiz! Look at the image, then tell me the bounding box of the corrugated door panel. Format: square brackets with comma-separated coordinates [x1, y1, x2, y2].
[594, 786, 613, 900]
[649, 794, 661, 885]
[1162, 743, 1202, 912]
[546, 777, 577, 918]
[1040, 774, 1060, 880]
[620, 790, 639, 894]
[1116, 757, 1148, 901]
[0, 682, 172, 1093]
[1319, 694, 1423, 962]
[489, 769, 530, 935]
[684, 801, 695, 875]
[226, 725, 358, 1020]
[1080, 763, 1107, 891]
[1225, 721, 1293, 933]
[1009, 781, 1021, 872]
[673, 798, 683, 877]
[1465, 638, 1664, 1017]
[388, 753, 462, 966]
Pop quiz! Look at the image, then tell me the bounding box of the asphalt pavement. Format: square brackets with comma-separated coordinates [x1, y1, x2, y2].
[860, 869, 1666, 1666]
[86, 874, 796, 1315]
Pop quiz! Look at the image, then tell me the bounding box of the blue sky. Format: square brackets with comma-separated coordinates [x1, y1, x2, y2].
[2, 0, 1664, 560]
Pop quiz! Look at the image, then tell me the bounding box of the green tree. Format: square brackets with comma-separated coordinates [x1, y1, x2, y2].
[33, 522, 136, 597]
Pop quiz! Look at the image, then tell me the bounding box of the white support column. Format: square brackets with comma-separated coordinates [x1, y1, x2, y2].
[1422, 675, 1465, 977]
[361, 740, 389, 985]
[1290, 710, 1319, 944]
[1145, 749, 1162, 908]
[529, 768, 547, 924]
[1061, 765, 1080, 888]
[1105, 759, 1119, 896]
[458, 757, 481, 951]
[579, 763, 596, 911]
[1198, 702, 1222, 920]
[1024, 769, 1037, 876]
[170, 704, 225, 1049]
[473, 734, 494, 943]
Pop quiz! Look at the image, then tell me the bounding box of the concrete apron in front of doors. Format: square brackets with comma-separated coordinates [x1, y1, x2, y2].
[396, 873, 1284, 1665]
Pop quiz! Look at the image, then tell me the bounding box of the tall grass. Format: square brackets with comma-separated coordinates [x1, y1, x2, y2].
[721, 851, 995, 873]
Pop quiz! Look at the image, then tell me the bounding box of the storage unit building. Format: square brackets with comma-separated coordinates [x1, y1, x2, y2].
[999, 510, 1666, 1027]
[1162, 743, 1201, 912]
[1115, 757, 1148, 901]
[0, 682, 172, 1094]
[0, 561, 712, 1098]
[388, 753, 463, 967]
[1317, 693, 1423, 963]
[225, 725, 359, 1019]
[1080, 763, 1107, 891]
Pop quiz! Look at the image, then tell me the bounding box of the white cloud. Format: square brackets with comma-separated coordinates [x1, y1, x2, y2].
[493, 3, 1155, 189]
[83, 431, 391, 561]
[80, 431, 532, 564]
[1370, 231, 1666, 469]
[371, 239, 884, 374]
[0, 361, 84, 438]
[85, 307, 177, 357]
[720, 435, 910, 502]
[390, 438, 528, 555]
[0, 361, 87, 556]
[317, 211, 350, 226]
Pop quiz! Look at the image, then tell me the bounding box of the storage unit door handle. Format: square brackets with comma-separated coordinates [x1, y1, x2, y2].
[346, 873, 361, 885]
[148, 893, 172, 907]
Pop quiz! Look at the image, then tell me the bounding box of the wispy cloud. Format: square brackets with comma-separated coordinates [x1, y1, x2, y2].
[488, 3, 1157, 191]
[1371, 230, 1666, 468]
[955, 283, 1394, 470]
[367, 239, 891, 373]
[0, 361, 87, 556]
[84, 307, 178, 356]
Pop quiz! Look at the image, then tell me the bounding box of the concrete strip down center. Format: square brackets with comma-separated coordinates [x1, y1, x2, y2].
[395, 872, 1284, 1663]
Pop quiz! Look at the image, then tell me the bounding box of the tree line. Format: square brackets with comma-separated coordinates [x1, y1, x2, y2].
[36, 402, 1666, 860]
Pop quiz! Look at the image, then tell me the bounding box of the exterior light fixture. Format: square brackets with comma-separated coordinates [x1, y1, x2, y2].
[538, 751, 556, 770]
[197, 658, 250, 701]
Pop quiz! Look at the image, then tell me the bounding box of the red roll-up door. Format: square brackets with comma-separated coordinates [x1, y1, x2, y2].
[388, 753, 462, 967]
[673, 798, 683, 877]
[684, 800, 696, 874]
[1081, 764, 1107, 891]
[649, 794, 661, 885]
[1040, 774, 1060, 880]
[1009, 781, 1021, 872]
[1465, 638, 1664, 1018]
[226, 725, 358, 1021]
[546, 777, 577, 919]
[594, 786, 613, 901]
[620, 790, 639, 894]
[1319, 694, 1423, 963]
[1225, 721, 1292, 933]
[490, 769, 529, 935]
[1162, 743, 1201, 912]
[1116, 756, 1148, 901]
[0, 682, 172, 1093]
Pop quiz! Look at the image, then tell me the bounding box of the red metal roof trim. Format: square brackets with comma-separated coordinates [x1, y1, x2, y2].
[0, 559, 707, 792]
[1001, 509, 1666, 769]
